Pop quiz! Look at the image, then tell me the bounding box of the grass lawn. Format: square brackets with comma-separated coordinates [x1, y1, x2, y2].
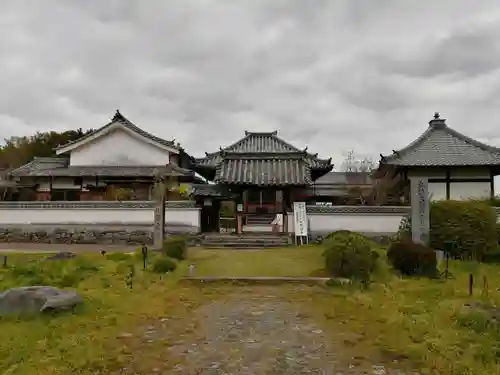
[0, 251, 211, 375]
[188, 245, 327, 277]
[2, 247, 500, 374]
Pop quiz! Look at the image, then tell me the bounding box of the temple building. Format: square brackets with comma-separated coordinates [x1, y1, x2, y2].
[306, 171, 374, 205]
[193, 131, 333, 232]
[373, 113, 500, 202]
[9, 110, 198, 201]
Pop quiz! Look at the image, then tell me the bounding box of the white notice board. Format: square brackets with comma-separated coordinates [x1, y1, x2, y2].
[293, 202, 308, 237]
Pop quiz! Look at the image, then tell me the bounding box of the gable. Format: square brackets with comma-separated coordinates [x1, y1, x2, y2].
[68, 128, 172, 166]
[56, 110, 180, 156]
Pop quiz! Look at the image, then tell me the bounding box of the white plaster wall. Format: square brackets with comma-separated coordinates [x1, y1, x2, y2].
[450, 167, 490, 178]
[287, 213, 404, 234]
[449, 182, 491, 200]
[0, 207, 200, 227]
[70, 129, 171, 166]
[428, 182, 447, 201]
[165, 208, 200, 228]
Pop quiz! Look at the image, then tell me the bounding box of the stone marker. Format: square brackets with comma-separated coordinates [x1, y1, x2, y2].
[153, 180, 166, 250]
[410, 177, 430, 246]
[0, 286, 83, 315]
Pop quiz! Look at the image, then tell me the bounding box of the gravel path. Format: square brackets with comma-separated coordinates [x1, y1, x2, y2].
[151, 287, 414, 375]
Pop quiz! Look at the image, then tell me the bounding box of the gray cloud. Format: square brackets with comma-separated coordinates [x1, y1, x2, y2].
[1, 0, 500, 171]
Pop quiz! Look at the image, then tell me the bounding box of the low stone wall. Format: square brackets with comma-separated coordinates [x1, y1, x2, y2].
[0, 201, 201, 245]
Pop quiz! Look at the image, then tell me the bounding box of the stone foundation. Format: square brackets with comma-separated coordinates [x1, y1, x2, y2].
[0, 224, 200, 246]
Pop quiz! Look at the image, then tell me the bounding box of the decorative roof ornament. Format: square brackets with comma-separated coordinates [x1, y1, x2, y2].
[271, 130, 278, 136]
[112, 109, 125, 122]
[244, 130, 250, 136]
[429, 111, 446, 128]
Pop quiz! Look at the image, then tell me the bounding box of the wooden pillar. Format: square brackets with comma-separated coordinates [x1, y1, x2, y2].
[445, 168, 451, 200]
[242, 190, 248, 213]
[49, 176, 53, 201]
[237, 214, 242, 234]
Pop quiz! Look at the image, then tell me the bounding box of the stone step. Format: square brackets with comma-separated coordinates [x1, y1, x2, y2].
[201, 232, 289, 248]
[203, 241, 288, 247]
[203, 244, 288, 249]
[203, 237, 288, 243]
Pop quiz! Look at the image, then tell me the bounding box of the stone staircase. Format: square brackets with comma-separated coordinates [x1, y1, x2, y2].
[245, 214, 275, 225]
[201, 232, 289, 249]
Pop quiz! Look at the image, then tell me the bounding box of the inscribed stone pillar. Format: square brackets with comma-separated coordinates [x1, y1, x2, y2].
[410, 177, 430, 246]
[153, 182, 166, 249]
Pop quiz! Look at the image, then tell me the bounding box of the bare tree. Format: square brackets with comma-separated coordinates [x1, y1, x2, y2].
[341, 149, 376, 173]
[340, 149, 377, 205]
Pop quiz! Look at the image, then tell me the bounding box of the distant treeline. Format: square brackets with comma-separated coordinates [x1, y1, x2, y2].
[0, 128, 94, 169]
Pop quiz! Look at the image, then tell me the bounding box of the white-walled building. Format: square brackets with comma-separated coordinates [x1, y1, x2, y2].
[374, 112, 500, 202]
[9, 110, 198, 201]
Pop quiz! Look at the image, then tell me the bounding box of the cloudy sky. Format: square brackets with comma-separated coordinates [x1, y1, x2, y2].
[2, 0, 500, 168]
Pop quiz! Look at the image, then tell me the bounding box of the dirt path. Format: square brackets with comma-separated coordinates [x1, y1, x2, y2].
[0, 243, 138, 253]
[128, 286, 414, 375]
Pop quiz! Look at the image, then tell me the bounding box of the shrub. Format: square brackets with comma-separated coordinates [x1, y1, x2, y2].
[324, 230, 355, 241]
[151, 257, 177, 273]
[323, 230, 378, 281]
[387, 241, 437, 277]
[162, 236, 188, 261]
[431, 200, 497, 261]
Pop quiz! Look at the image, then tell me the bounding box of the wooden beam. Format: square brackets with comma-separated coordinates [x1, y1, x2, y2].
[445, 168, 451, 200]
[490, 168, 495, 200]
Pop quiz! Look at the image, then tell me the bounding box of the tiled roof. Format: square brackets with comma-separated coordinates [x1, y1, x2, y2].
[215, 154, 311, 186]
[10, 157, 69, 177]
[56, 110, 181, 153]
[10, 158, 194, 178]
[314, 171, 373, 185]
[196, 131, 332, 170]
[381, 113, 500, 167]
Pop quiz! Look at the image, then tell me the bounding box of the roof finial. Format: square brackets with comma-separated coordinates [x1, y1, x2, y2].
[112, 109, 125, 122]
[272, 130, 278, 136]
[429, 111, 446, 128]
[244, 130, 250, 136]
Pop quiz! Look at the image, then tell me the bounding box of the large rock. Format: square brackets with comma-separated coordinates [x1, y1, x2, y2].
[0, 286, 83, 315]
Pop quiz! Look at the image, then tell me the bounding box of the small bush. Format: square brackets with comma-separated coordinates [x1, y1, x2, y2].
[323, 230, 378, 281]
[162, 236, 188, 261]
[152, 257, 177, 273]
[387, 241, 437, 277]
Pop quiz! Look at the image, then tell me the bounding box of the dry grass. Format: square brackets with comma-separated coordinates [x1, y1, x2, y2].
[188, 245, 327, 277]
